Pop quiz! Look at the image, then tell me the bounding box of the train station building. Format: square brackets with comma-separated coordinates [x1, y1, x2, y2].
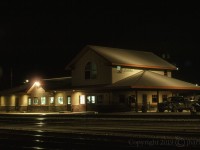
[1, 45, 200, 113]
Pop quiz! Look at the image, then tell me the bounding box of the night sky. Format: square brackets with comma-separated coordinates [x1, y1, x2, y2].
[0, 1, 200, 89]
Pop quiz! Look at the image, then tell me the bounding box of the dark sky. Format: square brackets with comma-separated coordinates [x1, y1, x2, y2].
[0, 1, 200, 89]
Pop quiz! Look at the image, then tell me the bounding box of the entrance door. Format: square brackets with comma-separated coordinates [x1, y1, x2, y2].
[142, 94, 147, 112]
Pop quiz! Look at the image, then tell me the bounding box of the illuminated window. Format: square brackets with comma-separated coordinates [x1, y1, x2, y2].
[85, 62, 97, 79]
[33, 97, 39, 105]
[116, 66, 122, 73]
[49, 97, 54, 104]
[58, 97, 64, 104]
[28, 97, 32, 105]
[80, 95, 85, 104]
[87, 96, 96, 104]
[152, 95, 158, 103]
[41, 97, 46, 105]
[67, 96, 71, 105]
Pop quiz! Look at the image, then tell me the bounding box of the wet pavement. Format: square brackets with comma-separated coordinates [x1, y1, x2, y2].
[0, 111, 199, 149]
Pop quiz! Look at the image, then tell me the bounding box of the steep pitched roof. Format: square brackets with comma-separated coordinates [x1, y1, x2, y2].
[66, 45, 177, 70]
[109, 71, 200, 90]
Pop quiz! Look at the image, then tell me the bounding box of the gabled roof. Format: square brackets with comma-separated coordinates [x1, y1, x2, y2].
[109, 71, 200, 90]
[66, 45, 177, 70]
[0, 77, 72, 95]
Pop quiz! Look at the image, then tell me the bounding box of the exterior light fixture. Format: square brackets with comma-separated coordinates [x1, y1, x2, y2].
[35, 81, 40, 87]
[176, 68, 179, 70]
[196, 84, 198, 86]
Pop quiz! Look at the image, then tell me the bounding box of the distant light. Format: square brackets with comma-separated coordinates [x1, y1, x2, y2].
[196, 84, 198, 86]
[176, 67, 179, 70]
[26, 79, 29, 83]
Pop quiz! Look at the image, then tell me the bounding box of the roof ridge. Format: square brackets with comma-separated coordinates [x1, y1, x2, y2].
[88, 45, 153, 54]
[43, 77, 71, 81]
[113, 71, 144, 84]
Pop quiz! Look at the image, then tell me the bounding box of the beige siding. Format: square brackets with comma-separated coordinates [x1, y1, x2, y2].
[55, 92, 67, 106]
[20, 95, 29, 106]
[112, 67, 142, 83]
[0, 95, 16, 106]
[10, 95, 16, 106]
[0, 96, 7, 106]
[72, 49, 111, 86]
[30, 87, 45, 96]
[71, 92, 84, 105]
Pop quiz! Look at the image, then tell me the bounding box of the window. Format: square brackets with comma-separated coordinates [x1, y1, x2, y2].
[58, 97, 64, 104]
[87, 96, 96, 104]
[67, 96, 71, 105]
[49, 97, 54, 104]
[33, 97, 39, 105]
[41, 97, 46, 105]
[97, 95, 103, 104]
[128, 95, 136, 103]
[85, 62, 97, 79]
[116, 66, 122, 73]
[28, 97, 31, 105]
[152, 95, 158, 103]
[80, 95, 85, 104]
[162, 95, 168, 102]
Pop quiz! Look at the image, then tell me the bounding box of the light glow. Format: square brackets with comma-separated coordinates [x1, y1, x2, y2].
[35, 81, 40, 87]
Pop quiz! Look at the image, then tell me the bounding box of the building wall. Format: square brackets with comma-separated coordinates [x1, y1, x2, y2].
[19, 95, 29, 106]
[71, 49, 111, 86]
[0, 95, 16, 106]
[71, 91, 86, 112]
[111, 90, 172, 111]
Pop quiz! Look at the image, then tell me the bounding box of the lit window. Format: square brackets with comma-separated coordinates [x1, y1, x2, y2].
[152, 95, 158, 103]
[67, 96, 71, 105]
[58, 97, 64, 104]
[41, 97, 46, 105]
[85, 62, 97, 79]
[116, 66, 122, 72]
[80, 95, 85, 104]
[33, 97, 39, 105]
[49, 97, 54, 104]
[28, 97, 32, 105]
[87, 96, 96, 104]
